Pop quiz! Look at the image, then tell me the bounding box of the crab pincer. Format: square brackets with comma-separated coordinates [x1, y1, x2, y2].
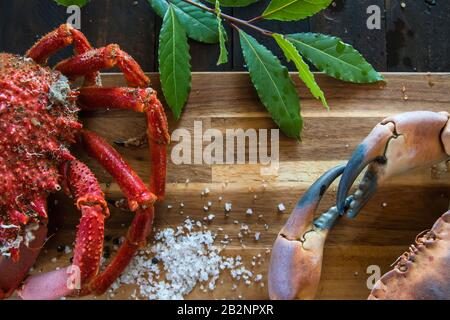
[268, 165, 347, 300]
[336, 111, 450, 218]
[269, 111, 450, 300]
[334, 111, 450, 299]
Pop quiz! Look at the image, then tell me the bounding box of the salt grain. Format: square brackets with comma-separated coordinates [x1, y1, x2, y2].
[278, 203, 286, 212]
[112, 219, 256, 300]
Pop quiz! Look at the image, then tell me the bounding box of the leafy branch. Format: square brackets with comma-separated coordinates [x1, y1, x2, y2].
[55, 0, 384, 139]
[182, 0, 273, 36]
[151, 0, 384, 139]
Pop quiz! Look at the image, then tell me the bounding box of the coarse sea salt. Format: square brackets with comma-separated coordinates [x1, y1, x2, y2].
[113, 219, 256, 300]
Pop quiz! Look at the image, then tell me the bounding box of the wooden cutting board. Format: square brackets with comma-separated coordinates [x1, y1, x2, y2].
[25, 72, 450, 300]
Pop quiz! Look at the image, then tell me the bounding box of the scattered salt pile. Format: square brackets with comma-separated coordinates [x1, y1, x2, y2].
[113, 218, 263, 300]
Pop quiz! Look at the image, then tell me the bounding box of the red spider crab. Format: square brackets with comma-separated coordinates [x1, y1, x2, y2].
[0, 24, 170, 300]
[268, 111, 450, 300]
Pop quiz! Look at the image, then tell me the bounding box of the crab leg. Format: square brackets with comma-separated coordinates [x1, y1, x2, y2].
[86, 206, 154, 295]
[78, 87, 170, 199]
[55, 44, 149, 88]
[19, 160, 109, 300]
[25, 24, 99, 85]
[54, 45, 168, 199]
[18, 131, 156, 299]
[268, 165, 346, 300]
[79, 130, 156, 295]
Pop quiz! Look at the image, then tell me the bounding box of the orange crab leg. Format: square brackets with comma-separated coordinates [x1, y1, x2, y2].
[55, 44, 149, 88]
[65, 161, 109, 284]
[25, 24, 98, 85]
[86, 206, 154, 295]
[19, 144, 151, 299]
[146, 101, 169, 200]
[78, 87, 169, 199]
[19, 161, 109, 300]
[79, 130, 156, 295]
[54, 43, 168, 199]
[81, 130, 157, 210]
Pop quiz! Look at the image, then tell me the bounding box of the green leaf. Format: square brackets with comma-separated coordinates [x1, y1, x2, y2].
[54, 0, 90, 7]
[239, 30, 302, 139]
[205, 0, 260, 7]
[273, 33, 328, 109]
[149, 0, 220, 43]
[262, 0, 332, 21]
[286, 33, 384, 83]
[215, 0, 228, 65]
[159, 5, 192, 119]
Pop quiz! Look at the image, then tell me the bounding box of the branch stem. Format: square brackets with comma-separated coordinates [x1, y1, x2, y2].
[180, 0, 273, 36]
[247, 15, 262, 23]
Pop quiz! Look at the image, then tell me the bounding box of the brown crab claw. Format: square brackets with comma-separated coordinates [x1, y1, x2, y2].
[268, 165, 346, 300]
[337, 111, 450, 218]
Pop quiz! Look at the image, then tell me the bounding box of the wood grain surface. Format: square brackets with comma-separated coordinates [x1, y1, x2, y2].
[20, 72, 450, 300]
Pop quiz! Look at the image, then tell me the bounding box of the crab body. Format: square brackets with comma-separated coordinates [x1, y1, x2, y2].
[0, 25, 169, 300]
[369, 212, 450, 299]
[0, 54, 79, 259]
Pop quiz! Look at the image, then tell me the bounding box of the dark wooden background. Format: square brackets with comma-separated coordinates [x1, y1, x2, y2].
[0, 0, 449, 72]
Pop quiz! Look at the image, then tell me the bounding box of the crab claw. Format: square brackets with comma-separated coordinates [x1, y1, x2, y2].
[268, 165, 346, 300]
[337, 111, 450, 217]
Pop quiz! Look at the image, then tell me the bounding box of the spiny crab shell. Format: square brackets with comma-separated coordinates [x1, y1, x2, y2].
[0, 53, 81, 259]
[0, 24, 168, 300]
